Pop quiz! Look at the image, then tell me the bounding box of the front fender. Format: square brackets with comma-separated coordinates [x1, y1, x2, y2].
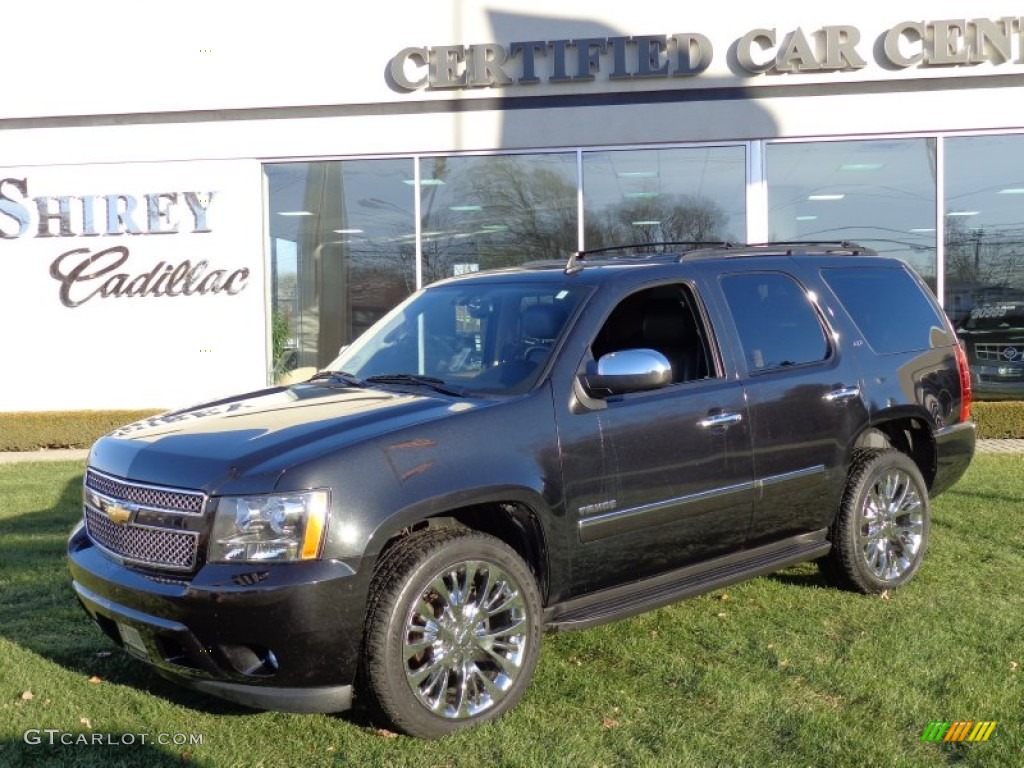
[362, 483, 558, 561]
[270, 386, 566, 566]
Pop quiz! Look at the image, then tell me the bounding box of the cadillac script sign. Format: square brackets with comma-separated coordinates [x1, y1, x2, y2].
[0, 177, 249, 308]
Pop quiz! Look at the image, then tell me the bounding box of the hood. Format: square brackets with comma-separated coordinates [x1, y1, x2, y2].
[958, 328, 1024, 340]
[88, 383, 490, 494]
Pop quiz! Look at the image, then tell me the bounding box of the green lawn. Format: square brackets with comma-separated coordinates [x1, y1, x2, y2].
[0, 457, 1021, 768]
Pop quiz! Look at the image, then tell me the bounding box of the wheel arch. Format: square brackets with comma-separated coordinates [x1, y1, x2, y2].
[853, 413, 937, 489]
[367, 490, 553, 602]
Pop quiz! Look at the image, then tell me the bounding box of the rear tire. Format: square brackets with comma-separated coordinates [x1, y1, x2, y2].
[827, 449, 930, 594]
[363, 528, 542, 738]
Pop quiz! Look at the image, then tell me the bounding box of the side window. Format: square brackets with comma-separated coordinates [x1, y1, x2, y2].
[591, 283, 716, 384]
[821, 266, 950, 354]
[720, 273, 829, 371]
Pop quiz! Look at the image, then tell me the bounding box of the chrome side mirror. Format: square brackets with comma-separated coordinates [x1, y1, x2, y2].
[580, 348, 672, 397]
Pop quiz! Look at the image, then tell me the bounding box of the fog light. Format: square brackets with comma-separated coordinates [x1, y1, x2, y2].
[219, 643, 280, 677]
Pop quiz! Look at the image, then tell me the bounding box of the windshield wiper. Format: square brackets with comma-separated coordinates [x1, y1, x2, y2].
[364, 373, 467, 397]
[307, 370, 366, 387]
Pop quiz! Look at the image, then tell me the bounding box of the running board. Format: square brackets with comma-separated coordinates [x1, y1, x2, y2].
[545, 530, 831, 632]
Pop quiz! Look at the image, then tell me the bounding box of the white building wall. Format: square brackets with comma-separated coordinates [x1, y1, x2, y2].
[2, 2, 1023, 410]
[4, 1, 1023, 119]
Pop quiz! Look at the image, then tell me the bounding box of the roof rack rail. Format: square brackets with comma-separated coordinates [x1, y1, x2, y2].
[562, 240, 872, 273]
[739, 240, 870, 255]
[565, 241, 734, 273]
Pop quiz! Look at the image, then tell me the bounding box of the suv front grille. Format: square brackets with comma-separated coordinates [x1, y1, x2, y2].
[83, 469, 205, 572]
[974, 343, 1023, 363]
[86, 469, 205, 514]
[84, 505, 198, 570]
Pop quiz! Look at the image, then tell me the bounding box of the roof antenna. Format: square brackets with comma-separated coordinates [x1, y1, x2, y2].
[565, 251, 585, 275]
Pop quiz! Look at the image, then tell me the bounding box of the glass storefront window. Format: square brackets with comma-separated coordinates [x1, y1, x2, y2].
[265, 134, 1024, 398]
[582, 146, 745, 250]
[416, 153, 579, 284]
[945, 135, 1024, 401]
[266, 160, 416, 376]
[766, 139, 938, 286]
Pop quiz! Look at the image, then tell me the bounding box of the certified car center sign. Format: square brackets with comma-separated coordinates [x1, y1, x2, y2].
[389, 16, 1024, 91]
[0, 176, 249, 308]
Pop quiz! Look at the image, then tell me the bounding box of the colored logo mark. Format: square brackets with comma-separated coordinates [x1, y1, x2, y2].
[921, 721, 997, 742]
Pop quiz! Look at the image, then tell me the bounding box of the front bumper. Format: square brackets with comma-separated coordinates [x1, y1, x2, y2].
[970, 366, 1024, 400]
[68, 523, 370, 713]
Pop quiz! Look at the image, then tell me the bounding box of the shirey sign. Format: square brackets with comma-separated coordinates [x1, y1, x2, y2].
[0, 160, 266, 412]
[0, 177, 248, 308]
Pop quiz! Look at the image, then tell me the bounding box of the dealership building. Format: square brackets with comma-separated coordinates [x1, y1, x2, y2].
[3, 1, 1024, 411]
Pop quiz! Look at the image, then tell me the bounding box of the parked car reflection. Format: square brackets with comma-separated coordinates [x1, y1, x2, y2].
[956, 299, 1024, 400]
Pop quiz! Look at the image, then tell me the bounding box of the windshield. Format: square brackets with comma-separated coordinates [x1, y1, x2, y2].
[962, 302, 1024, 331]
[327, 281, 589, 395]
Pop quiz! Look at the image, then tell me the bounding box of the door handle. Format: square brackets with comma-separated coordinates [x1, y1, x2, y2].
[824, 386, 861, 403]
[698, 412, 743, 428]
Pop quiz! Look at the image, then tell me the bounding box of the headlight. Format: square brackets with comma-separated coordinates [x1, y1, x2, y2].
[209, 490, 329, 563]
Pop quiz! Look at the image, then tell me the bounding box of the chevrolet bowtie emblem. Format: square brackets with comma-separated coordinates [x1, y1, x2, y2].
[106, 503, 132, 525]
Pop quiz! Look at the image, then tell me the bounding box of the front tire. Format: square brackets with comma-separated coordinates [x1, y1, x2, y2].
[828, 449, 930, 594]
[363, 529, 542, 738]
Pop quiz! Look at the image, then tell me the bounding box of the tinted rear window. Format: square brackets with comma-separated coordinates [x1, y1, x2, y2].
[720, 272, 830, 371]
[821, 266, 947, 354]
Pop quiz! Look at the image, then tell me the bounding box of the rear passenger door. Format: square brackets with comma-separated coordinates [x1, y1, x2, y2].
[715, 265, 869, 545]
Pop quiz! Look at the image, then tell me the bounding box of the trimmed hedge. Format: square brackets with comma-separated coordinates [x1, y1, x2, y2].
[0, 410, 163, 452]
[0, 402, 1022, 452]
[972, 401, 1024, 439]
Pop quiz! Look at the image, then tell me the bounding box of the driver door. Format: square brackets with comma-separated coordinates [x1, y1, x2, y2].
[556, 282, 755, 595]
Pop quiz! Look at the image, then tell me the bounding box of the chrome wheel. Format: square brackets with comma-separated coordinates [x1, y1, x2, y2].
[403, 559, 529, 719]
[365, 529, 542, 737]
[828, 449, 931, 594]
[857, 467, 925, 582]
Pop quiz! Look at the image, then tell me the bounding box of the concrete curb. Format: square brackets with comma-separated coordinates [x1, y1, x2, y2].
[0, 449, 90, 464]
[975, 439, 1024, 454]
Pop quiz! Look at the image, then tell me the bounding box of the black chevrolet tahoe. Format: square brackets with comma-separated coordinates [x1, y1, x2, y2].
[68, 242, 976, 738]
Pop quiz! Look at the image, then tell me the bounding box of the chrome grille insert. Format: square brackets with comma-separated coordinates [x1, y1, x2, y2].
[83, 469, 205, 571]
[85, 506, 198, 570]
[86, 469, 205, 514]
[975, 343, 1023, 363]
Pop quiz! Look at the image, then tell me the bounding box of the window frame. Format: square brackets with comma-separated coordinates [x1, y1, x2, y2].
[582, 278, 725, 394]
[717, 270, 835, 376]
